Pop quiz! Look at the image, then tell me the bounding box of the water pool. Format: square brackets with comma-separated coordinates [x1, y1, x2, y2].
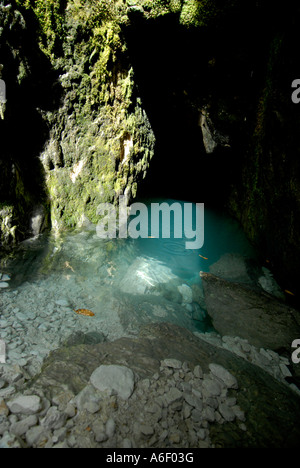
[0, 198, 267, 371]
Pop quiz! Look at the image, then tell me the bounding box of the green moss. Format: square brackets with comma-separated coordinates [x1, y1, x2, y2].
[8, 0, 155, 235]
[0, 204, 17, 247]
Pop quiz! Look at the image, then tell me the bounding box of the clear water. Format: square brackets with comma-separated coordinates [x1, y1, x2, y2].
[0, 198, 260, 368]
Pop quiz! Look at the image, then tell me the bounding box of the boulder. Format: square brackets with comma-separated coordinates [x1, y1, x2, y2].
[201, 272, 300, 351]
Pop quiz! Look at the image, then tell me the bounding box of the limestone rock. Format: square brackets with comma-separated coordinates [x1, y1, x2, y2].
[90, 365, 135, 400]
[7, 395, 42, 415]
[209, 363, 238, 389]
[201, 272, 300, 351]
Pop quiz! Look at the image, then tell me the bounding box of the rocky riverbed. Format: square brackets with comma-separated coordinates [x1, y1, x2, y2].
[1, 246, 300, 449]
[0, 322, 300, 448]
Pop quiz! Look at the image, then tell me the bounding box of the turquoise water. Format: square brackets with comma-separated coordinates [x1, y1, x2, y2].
[131, 198, 258, 281]
[0, 198, 265, 366]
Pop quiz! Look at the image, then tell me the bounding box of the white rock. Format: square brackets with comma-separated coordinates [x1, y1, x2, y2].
[10, 415, 38, 436]
[194, 365, 203, 379]
[161, 359, 182, 369]
[202, 378, 222, 397]
[90, 365, 135, 400]
[178, 284, 193, 303]
[40, 406, 67, 430]
[218, 403, 236, 422]
[164, 387, 183, 406]
[25, 426, 50, 447]
[202, 406, 215, 422]
[279, 363, 292, 378]
[106, 418, 116, 438]
[0, 275, 10, 282]
[209, 363, 238, 389]
[55, 299, 69, 307]
[7, 395, 42, 415]
[0, 283, 9, 289]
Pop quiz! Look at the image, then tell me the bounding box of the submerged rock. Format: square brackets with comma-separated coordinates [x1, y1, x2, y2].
[118, 257, 178, 295]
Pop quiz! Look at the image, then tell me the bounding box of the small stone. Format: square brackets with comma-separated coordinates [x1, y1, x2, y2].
[183, 403, 192, 419]
[92, 421, 108, 443]
[122, 438, 132, 448]
[10, 415, 38, 436]
[232, 405, 246, 421]
[0, 387, 15, 399]
[140, 424, 154, 437]
[240, 341, 251, 353]
[7, 395, 42, 415]
[106, 418, 116, 438]
[73, 385, 102, 411]
[53, 427, 67, 443]
[26, 426, 51, 448]
[260, 348, 273, 361]
[0, 274, 10, 282]
[202, 406, 215, 422]
[218, 403, 236, 422]
[161, 359, 182, 369]
[198, 428, 208, 440]
[208, 363, 238, 389]
[205, 397, 218, 409]
[169, 432, 181, 444]
[202, 378, 222, 397]
[0, 399, 9, 417]
[193, 365, 203, 379]
[40, 406, 67, 430]
[164, 387, 183, 407]
[145, 402, 161, 414]
[55, 299, 69, 307]
[239, 423, 247, 431]
[0, 432, 21, 449]
[85, 401, 101, 414]
[279, 363, 292, 378]
[90, 365, 135, 400]
[184, 393, 202, 410]
[191, 408, 202, 423]
[178, 284, 193, 303]
[224, 397, 236, 407]
[0, 283, 9, 289]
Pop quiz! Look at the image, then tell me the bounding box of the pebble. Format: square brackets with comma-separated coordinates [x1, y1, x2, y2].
[197, 332, 296, 391]
[7, 395, 42, 415]
[161, 359, 182, 369]
[208, 363, 238, 389]
[202, 378, 222, 397]
[218, 403, 236, 422]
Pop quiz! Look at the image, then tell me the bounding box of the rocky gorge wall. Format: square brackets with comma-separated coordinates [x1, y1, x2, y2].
[0, 0, 300, 299]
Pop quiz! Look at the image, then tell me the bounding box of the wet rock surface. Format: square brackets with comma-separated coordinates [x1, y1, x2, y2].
[0, 323, 299, 448]
[201, 272, 300, 352]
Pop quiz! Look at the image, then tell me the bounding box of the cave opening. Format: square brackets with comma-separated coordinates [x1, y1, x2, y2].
[123, 7, 267, 208]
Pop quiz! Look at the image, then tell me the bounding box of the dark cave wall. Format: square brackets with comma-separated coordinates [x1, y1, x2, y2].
[124, 1, 300, 296]
[0, 4, 55, 247]
[227, 8, 300, 296]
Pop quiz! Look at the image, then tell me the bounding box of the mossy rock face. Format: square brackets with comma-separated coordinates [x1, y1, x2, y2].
[0, 0, 156, 240]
